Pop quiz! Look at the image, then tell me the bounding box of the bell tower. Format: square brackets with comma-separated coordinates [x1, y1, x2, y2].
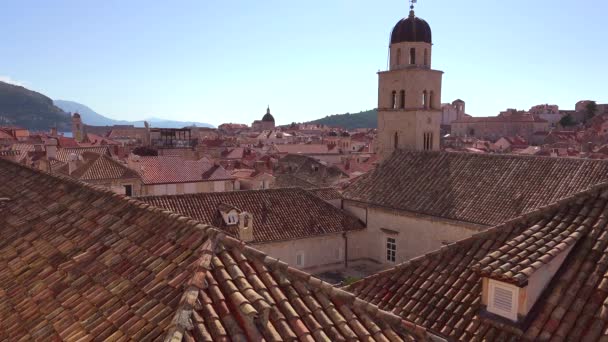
[377, 1, 443, 159]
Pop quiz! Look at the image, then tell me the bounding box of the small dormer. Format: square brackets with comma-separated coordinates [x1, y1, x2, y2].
[216, 203, 254, 243]
[217, 203, 240, 226]
[473, 222, 582, 325]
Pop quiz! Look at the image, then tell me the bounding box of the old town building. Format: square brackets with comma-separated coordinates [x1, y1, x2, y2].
[251, 106, 276, 131]
[141, 187, 365, 274]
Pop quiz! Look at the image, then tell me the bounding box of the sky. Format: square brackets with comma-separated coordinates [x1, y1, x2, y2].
[1, 0, 607, 127]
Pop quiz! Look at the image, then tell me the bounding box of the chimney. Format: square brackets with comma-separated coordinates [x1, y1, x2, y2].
[68, 153, 79, 175]
[238, 212, 254, 242]
[45, 138, 58, 160]
[50, 127, 58, 136]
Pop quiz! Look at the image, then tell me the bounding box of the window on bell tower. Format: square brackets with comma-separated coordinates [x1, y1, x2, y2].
[391, 91, 397, 109]
[424, 49, 429, 66]
[396, 48, 401, 65]
[429, 91, 435, 109]
[423, 132, 433, 151]
[399, 90, 405, 109]
[409, 48, 416, 65]
[422, 91, 428, 109]
[394, 132, 399, 149]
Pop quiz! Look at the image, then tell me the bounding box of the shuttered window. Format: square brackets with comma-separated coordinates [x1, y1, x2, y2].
[487, 279, 518, 321]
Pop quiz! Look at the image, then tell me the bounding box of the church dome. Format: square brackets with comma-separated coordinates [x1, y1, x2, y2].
[390, 11, 432, 44]
[262, 106, 275, 122]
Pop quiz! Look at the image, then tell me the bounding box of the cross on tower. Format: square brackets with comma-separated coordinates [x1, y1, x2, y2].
[410, 0, 417, 10]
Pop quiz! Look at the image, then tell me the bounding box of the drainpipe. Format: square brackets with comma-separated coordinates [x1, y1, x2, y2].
[342, 232, 348, 269]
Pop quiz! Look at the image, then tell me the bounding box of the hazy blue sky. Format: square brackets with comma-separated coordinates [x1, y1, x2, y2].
[1, 0, 606, 126]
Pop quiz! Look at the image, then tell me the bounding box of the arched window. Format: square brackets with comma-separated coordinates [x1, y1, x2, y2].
[424, 49, 429, 66]
[399, 90, 405, 109]
[422, 90, 428, 109]
[396, 48, 402, 65]
[394, 132, 399, 149]
[429, 91, 435, 109]
[391, 91, 397, 109]
[409, 48, 416, 65]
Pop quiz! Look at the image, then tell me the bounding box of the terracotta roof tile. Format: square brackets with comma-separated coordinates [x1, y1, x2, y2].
[55, 152, 140, 181]
[55, 146, 111, 163]
[344, 151, 608, 226]
[0, 158, 436, 340]
[134, 156, 234, 184]
[307, 187, 342, 201]
[347, 183, 608, 340]
[140, 188, 363, 243]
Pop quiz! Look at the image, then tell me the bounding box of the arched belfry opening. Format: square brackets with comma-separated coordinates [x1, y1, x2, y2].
[409, 48, 416, 65]
[422, 90, 428, 109]
[399, 90, 405, 109]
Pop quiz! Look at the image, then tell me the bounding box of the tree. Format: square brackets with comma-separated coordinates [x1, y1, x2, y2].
[132, 146, 158, 156]
[585, 101, 598, 122]
[559, 114, 575, 127]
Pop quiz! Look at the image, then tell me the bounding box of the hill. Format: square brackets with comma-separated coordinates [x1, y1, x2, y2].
[54, 100, 215, 128]
[0, 81, 70, 130]
[307, 109, 377, 129]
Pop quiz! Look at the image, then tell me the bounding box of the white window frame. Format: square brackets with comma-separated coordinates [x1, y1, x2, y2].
[226, 212, 238, 225]
[386, 237, 396, 263]
[487, 279, 519, 321]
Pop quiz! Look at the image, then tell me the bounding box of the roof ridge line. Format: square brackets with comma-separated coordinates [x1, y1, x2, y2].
[164, 235, 216, 341]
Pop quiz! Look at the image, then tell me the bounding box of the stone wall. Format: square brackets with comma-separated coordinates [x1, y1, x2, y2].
[344, 200, 485, 266]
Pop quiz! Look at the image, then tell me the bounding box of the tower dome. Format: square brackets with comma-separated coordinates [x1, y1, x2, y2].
[262, 106, 275, 122]
[390, 10, 432, 44]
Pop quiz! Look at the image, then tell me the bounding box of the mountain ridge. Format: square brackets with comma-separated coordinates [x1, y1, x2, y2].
[0, 81, 70, 130]
[54, 100, 215, 128]
[306, 109, 377, 129]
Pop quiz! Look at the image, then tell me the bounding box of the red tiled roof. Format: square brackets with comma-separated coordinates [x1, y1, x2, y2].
[57, 136, 80, 148]
[140, 188, 363, 243]
[56, 152, 140, 181]
[344, 151, 608, 226]
[0, 156, 426, 341]
[55, 146, 111, 163]
[274, 144, 340, 155]
[134, 156, 234, 184]
[347, 183, 608, 340]
[272, 174, 318, 189]
[307, 187, 342, 201]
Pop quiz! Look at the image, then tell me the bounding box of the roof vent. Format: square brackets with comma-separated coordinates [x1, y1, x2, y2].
[487, 280, 518, 321]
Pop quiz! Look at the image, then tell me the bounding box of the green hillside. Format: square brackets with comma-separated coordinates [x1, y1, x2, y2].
[307, 109, 377, 129]
[0, 81, 70, 130]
